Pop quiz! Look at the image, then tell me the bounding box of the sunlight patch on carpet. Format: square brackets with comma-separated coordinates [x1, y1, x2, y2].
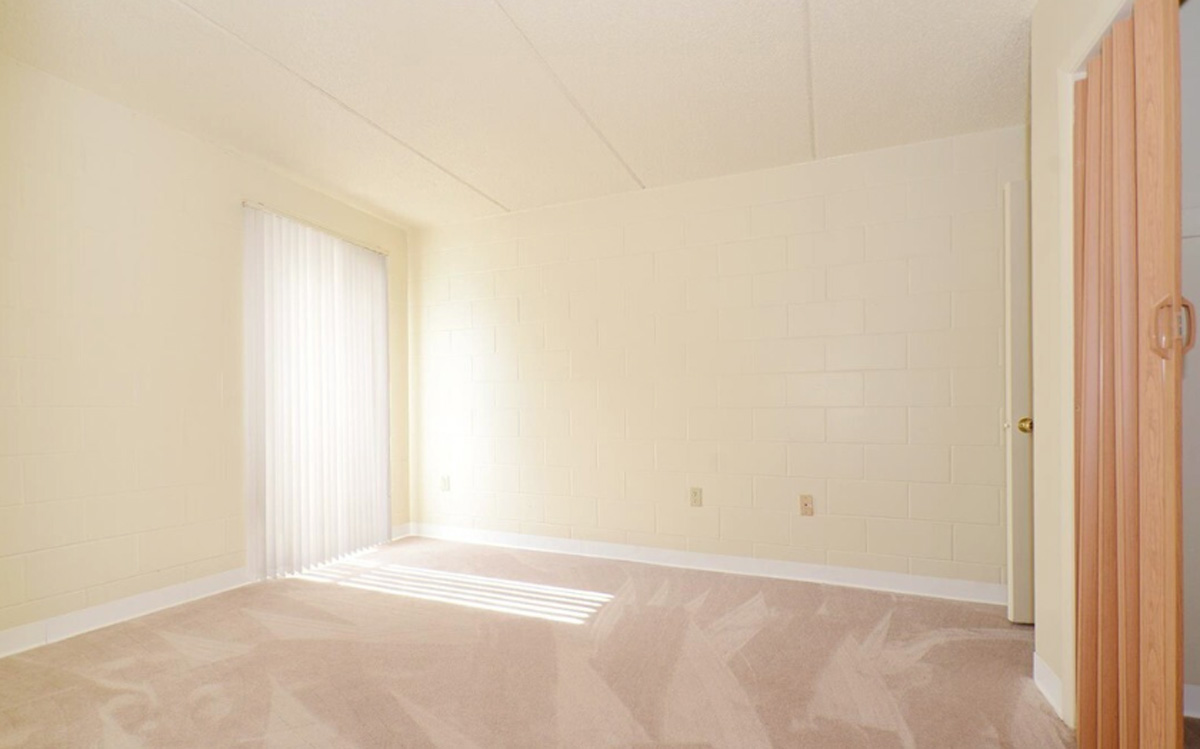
[298, 559, 613, 624]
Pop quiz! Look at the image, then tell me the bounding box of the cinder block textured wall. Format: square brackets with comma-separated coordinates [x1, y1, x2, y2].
[413, 126, 1025, 584]
[0, 56, 406, 632]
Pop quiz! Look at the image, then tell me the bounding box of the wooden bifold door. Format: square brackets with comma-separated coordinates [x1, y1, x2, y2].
[1073, 0, 1192, 746]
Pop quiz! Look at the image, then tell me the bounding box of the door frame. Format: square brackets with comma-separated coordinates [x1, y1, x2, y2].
[1006, 180, 1035, 624]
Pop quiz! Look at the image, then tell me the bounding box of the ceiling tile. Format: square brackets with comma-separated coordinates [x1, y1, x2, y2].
[0, 0, 505, 226]
[1, 0, 1040, 227]
[180, 0, 642, 211]
[808, 0, 1035, 158]
[495, 0, 815, 187]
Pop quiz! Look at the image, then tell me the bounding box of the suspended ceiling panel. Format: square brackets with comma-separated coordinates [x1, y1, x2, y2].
[807, 0, 1035, 158]
[0, 0, 502, 225]
[0, 0, 1036, 227]
[181, 0, 641, 212]
[495, 0, 815, 188]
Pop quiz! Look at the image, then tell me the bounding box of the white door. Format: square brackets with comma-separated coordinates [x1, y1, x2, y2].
[1004, 181, 1034, 624]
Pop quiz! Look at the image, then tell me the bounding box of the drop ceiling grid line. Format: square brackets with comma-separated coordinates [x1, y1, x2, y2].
[802, 0, 819, 159]
[491, 0, 646, 190]
[169, 0, 511, 212]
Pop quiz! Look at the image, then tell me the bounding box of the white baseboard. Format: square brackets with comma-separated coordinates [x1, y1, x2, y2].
[1029, 657, 1196, 722]
[401, 522, 1007, 606]
[391, 522, 413, 540]
[0, 567, 253, 661]
[1033, 652, 1065, 720]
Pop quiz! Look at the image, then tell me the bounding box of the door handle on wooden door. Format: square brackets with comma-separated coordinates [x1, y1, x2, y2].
[1182, 298, 1195, 354]
[1151, 296, 1176, 358]
[1151, 297, 1196, 357]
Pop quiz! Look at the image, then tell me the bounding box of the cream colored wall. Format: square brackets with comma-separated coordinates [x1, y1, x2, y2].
[1029, 0, 1130, 724]
[1181, 0, 1199, 689]
[0, 54, 408, 632]
[412, 127, 1024, 582]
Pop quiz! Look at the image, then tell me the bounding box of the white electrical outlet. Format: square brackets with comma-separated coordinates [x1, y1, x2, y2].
[689, 487, 703, 507]
[440, 475, 451, 492]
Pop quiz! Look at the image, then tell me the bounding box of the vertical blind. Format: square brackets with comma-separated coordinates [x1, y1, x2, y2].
[244, 207, 390, 578]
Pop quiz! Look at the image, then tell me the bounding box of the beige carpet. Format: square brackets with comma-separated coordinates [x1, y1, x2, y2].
[0, 538, 1075, 748]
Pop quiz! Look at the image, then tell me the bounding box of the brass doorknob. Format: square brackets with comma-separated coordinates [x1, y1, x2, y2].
[1017, 417, 1034, 434]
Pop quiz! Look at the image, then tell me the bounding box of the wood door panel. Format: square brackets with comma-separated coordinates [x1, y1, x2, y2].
[1074, 0, 1183, 746]
[1133, 0, 1183, 744]
[1110, 20, 1141, 747]
[1076, 52, 1104, 749]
